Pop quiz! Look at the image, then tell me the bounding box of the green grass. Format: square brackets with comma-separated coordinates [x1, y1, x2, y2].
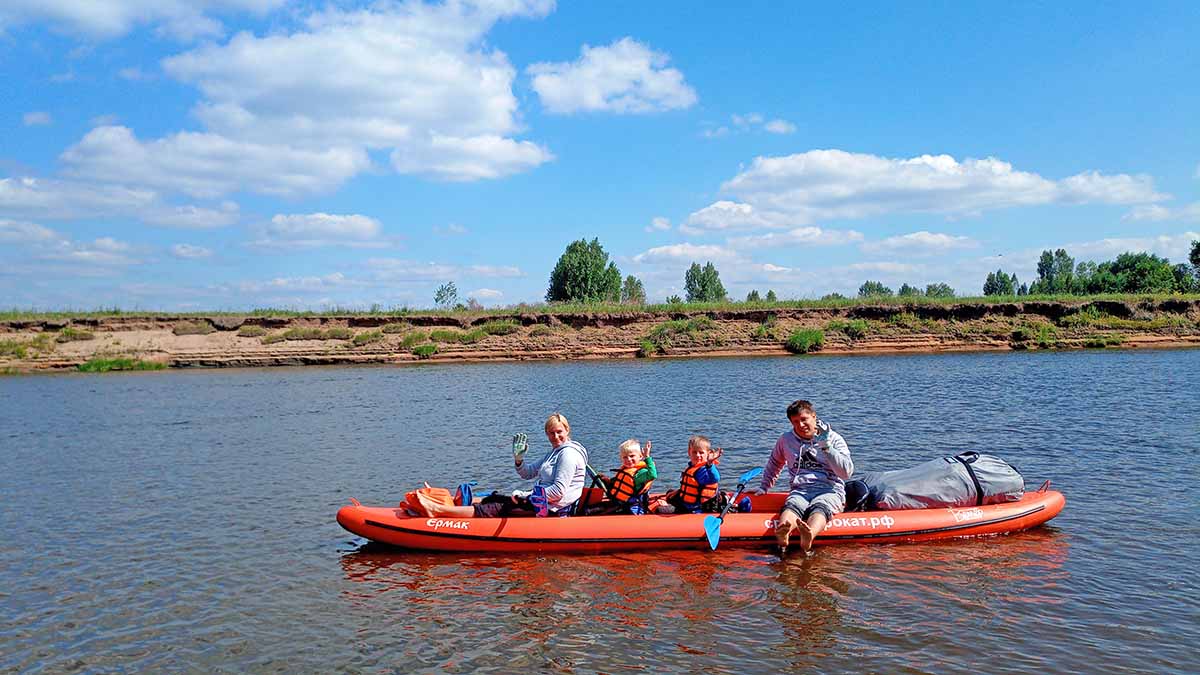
[352, 330, 384, 346]
[399, 331, 429, 348]
[785, 329, 824, 354]
[56, 326, 95, 342]
[381, 322, 411, 333]
[1, 339, 29, 359]
[237, 325, 267, 337]
[173, 321, 215, 336]
[1084, 334, 1126, 348]
[261, 327, 352, 344]
[412, 343, 438, 359]
[478, 319, 521, 335]
[1, 334, 56, 359]
[825, 318, 870, 339]
[529, 324, 553, 337]
[77, 358, 166, 372]
[641, 316, 717, 355]
[1059, 305, 1193, 330]
[429, 328, 466, 343]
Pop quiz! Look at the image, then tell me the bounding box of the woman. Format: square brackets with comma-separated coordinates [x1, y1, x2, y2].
[429, 413, 589, 518]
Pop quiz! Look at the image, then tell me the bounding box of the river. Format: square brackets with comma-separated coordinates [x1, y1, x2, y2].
[2, 349, 1197, 673]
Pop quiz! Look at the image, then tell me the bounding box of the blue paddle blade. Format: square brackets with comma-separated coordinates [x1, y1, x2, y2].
[703, 515, 722, 550]
[738, 467, 764, 484]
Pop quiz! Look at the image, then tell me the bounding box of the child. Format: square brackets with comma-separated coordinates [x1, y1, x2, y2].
[755, 399, 853, 553]
[654, 435, 723, 514]
[599, 439, 657, 514]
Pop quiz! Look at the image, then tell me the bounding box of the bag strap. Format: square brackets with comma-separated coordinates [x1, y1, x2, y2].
[953, 452, 985, 506]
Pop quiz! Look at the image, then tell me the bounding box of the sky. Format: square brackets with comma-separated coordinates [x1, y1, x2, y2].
[2, 0, 1198, 311]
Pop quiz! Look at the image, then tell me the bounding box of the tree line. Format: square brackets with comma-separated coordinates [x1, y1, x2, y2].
[433, 238, 1200, 307]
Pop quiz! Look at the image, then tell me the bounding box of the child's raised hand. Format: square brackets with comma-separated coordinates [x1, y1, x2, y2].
[713, 446, 724, 461]
[644, 440, 652, 456]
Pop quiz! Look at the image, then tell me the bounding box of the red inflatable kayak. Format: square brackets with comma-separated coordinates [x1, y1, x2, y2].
[336, 483, 1065, 554]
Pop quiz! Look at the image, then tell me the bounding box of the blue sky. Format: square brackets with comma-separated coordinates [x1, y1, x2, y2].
[2, 0, 1198, 311]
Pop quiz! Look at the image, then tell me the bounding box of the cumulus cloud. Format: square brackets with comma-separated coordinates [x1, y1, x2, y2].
[248, 213, 389, 250]
[684, 150, 1169, 233]
[528, 37, 697, 114]
[1124, 202, 1200, 222]
[1054, 231, 1200, 263]
[860, 230, 979, 255]
[645, 216, 672, 233]
[0, 0, 285, 41]
[704, 113, 795, 139]
[43, 236, 140, 266]
[156, 1, 552, 184]
[225, 272, 361, 294]
[61, 126, 369, 199]
[681, 200, 776, 234]
[0, 175, 157, 220]
[366, 258, 523, 282]
[433, 223, 469, 236]
[729, 226, 864, 251]
[142, 202, 240, 229]
[632, 243, 738, 264]
[469, 288, 503, 299]
[0, 219, 59, 243]
[763, 119, 796, 135]
[23, 111, 51, 126]
[171, 244, 213, 259]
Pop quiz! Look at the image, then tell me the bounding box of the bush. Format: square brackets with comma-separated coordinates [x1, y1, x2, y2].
[785, 329, 824, 354]
[323, 327, 353, 340]
[260, 327, 350, 343]
[529, 325, 553, 337]
[546, 237, 622, 303]
[57, 327, 95, 342]
[412, 344, 438, 359]
[173, 321, 215, 336]
[1085, 334, 1125, 348]
[237, 325, 267, 337]
[479, 320, 520, 336]
[399, 331, 429, 348]
[1, 339, 28, 359]
[825, 319, 869, 339]
[753, 314, 778, 341]
[77, 358, 166, 372]
[352, 330, 384, 346]
[430, 328, 465, 343]
[642, 317, 717, 354]
[381, 322, 410, 333]
[636, 338, 656, 358]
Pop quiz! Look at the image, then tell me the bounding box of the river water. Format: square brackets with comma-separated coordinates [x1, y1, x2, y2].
[2, 349, 1198, 674]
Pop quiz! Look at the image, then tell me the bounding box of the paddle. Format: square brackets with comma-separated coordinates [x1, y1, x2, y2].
[703, 467, 764, 550]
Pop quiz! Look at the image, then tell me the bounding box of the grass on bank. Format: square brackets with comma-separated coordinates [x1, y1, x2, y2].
[638, 317, 716, 356]
[786, 329, 824, 354]
[77, 358, 166, 372]
[5, 293, 1198, 322]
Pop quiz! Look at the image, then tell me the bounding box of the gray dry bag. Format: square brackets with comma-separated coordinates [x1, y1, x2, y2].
[848, 452, 1025, 511]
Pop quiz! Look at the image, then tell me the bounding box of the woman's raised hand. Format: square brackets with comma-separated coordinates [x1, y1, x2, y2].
[512, 432, 528, 463]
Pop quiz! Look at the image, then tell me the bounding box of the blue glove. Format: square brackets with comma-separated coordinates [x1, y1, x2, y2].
[511, 433, 528, 462]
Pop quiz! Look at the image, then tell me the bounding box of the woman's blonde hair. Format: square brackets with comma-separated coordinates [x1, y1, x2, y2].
[544, 412, 570, 434]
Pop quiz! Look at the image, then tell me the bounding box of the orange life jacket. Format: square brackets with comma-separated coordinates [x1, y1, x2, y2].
[677, 462, 718, 506]
[610, 461, 651, 501]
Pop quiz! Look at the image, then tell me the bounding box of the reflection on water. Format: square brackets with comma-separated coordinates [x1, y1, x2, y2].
[2, 349, 1198, 673]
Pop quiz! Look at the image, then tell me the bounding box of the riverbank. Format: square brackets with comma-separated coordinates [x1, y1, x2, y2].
[3, 298, 1199, 372]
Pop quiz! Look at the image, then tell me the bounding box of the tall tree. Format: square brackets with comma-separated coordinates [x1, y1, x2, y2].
[684, 261, 727, 302]
[983, 269, 1016, 296]
[621, 275, 646, 305]
[1032, 248, 1074, 293]
[546, 238, 622, 303]
[434, 281, 458, 308]
[925, 283, 955, 298]
[1190, 240, 1200, 272]
[858, 280, 894, 297]
[765, 289, 777, 302]
[897, 283, 922, 297]
[745, 289, 761, 302]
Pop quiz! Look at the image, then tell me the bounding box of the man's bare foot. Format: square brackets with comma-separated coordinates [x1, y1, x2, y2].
[796, 520, 815, 552]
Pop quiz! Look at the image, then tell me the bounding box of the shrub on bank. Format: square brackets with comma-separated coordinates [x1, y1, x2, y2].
[412, 344, 438, 359]
[825, 319, 869, 339]
[77, 358, 166, 372]
[786, 329, 824, 354]
[237, 325, 267, 337]
[173, 321, 215, 336]
[352, 330, 384, 346]
[57, 327, 95, 342]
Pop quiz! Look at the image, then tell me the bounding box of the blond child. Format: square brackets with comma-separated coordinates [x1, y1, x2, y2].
[654, 436, 723, 514]
[598, 439, 658, 514]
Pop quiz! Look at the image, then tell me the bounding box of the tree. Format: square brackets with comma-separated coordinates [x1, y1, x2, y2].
[684, 261, 727, 302]
[434, 281, 458, 308]
[765, 289, 777, 302]
[1171, 264, 1196, 293]
[821, 292, 847, 301]
[897, 283, 922, 297]
[1107, 252, 1175, 294]
[925, 283, 955, 298]
[1191, 240, 1200, 272]
[983, 269, 1016, 296]
[621, 275, 646, 305]
[746, 289, 761, 302]
[546, 238, 622, 303]
[1032, 248, 1075, 294]
[666, 294, 683, 304]
[858, 280, 893, 297]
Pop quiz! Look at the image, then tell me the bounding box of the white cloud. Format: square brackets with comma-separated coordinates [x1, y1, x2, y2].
[1056, 231, 1200, 263]
[0, 0, 285, 41]
[764, 119, 796, 135]
[681, 200, 776, 234]
[860, 230, 979, 255]
[248, 212, 389, 250]
[528, 37, 697, 114]
[645, 216, 672, 233]
[118, 67, 151, 81]
[61, 126, 369, 198]
[0, 175, 157, 220]
[43, 236, 140, 266]
[23, 111, 51, 126]
[433, 223, 469, 236]
[0, 219, 59, 243]
[227, 272, 360, 294]
[732, 113, 764, 128]
[90, 114, 119, 127]
[171, 244, 212, 259]
[366, 258, 523, 282]
[469, 288, 503, 299]
[632, 243, 738, 264]
[158, 1, 552, 182]
[685, 150, 1169, 232]
[142, 202, 240, 229]
[729, 226, 864, 251]
[701, 126, 729, 139]
[1124, 202, 1200, 222]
